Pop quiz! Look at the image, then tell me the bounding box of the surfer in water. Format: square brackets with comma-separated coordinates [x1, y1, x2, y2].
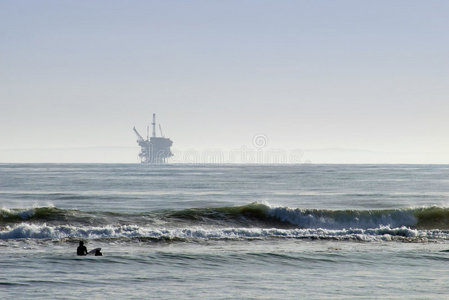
[77, 241, 88, 256]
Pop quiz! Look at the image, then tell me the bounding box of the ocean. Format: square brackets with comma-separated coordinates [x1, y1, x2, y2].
[2, 163, 449, 299]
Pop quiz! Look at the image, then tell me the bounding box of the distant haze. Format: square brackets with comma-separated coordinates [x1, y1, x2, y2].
[1, 1, 448, 163]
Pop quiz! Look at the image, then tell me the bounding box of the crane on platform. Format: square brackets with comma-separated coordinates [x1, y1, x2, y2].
[133, 127, 144, 142]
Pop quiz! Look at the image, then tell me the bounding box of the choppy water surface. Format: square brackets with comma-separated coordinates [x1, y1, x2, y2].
[2, 164, 449, 299]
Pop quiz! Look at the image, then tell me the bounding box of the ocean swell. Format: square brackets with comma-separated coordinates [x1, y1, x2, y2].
[3, 203, 449, 234]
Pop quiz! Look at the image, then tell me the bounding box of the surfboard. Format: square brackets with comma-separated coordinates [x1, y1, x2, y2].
[88, 248, 101, 255]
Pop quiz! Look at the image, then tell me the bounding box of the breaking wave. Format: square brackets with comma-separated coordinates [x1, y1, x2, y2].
[3, 203, 449, 241]
[267, 205, 449, 230]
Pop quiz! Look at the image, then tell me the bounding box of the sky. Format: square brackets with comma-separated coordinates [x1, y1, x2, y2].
[1, 0, 448, 163]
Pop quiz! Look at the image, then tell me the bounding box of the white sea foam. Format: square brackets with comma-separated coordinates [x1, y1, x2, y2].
[0, 223, 440, 241]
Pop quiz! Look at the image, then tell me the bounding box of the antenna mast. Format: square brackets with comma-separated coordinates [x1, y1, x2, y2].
[152, 113, 156, 137]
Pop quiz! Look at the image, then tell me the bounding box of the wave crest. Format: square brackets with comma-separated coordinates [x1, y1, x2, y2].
[4, 203, 449, 231]
[267, 206, 418, 229]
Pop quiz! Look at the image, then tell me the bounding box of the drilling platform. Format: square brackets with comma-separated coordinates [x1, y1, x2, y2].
[133, 114, 173, 163]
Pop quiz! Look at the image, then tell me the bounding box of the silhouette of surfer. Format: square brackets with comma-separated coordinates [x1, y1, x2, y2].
[77, 241, 88, 256]
[94, 249, 103, 256]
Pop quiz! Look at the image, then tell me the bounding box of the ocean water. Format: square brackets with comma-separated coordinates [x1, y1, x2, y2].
[2, 164, 449, 299]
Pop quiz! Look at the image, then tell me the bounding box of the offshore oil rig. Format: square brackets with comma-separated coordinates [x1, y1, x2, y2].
[133, 114, 173, 163]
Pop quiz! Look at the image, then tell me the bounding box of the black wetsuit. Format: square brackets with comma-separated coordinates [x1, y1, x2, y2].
[77, 245, 88, 256]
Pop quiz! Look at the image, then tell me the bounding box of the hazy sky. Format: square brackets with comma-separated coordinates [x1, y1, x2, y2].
[1, 0, 448, 163]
